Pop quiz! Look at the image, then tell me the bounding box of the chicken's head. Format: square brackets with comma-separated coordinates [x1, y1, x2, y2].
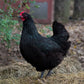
[19, 11, 30, 21]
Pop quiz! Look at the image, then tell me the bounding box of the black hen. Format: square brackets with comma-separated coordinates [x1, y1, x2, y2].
[19, 12, 70, 78]
[51, 21, 71, 55]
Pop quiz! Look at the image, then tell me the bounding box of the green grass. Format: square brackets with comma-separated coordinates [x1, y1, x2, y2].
[0, 15, 20, 48]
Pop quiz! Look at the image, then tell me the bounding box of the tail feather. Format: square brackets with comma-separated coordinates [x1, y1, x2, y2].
[51, 20, 71, 56]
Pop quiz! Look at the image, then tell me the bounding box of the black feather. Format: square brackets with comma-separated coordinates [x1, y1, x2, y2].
[51, 20, 71, 55]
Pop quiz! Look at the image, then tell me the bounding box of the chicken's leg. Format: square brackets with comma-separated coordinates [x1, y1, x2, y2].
[45, 70, 52, 78]
[40, 71, 45, 78]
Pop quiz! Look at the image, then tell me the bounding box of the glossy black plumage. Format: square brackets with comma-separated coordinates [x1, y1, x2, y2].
[51, 21, 71, 55]
[19, 13, 70, 72]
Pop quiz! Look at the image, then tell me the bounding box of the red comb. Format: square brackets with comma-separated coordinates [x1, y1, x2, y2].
[20, 11, 25, 16]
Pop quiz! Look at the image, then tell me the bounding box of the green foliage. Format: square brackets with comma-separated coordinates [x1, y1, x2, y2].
[34, 5, 40, 8]
[45, 26, 52, 31]
[0, 16, 19, 48]
[0, 9, 4, 13]
[3, 0, 36, 16]
[46, 35, 51, 37]
[29, 0, 36, 3]
[12, 34, 21, 45]
[25, 4, 30, 9]
[0, 0, 40, 48]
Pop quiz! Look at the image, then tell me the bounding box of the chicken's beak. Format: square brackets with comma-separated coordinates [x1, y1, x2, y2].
[18, 16, 21, 18]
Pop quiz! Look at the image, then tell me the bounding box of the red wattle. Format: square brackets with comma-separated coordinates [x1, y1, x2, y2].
[20, 11, 25, 21]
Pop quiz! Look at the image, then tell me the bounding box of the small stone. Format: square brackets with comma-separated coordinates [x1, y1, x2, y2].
[79, 56, 84, 63]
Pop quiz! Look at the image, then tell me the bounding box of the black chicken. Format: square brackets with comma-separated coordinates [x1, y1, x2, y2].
[19, 11, 71, 78]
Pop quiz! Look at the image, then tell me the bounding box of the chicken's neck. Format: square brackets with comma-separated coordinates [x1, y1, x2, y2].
[23, 20, 39, 36]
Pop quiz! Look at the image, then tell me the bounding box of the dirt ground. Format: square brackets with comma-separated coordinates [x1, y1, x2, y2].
[0, 21, 84, 84]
